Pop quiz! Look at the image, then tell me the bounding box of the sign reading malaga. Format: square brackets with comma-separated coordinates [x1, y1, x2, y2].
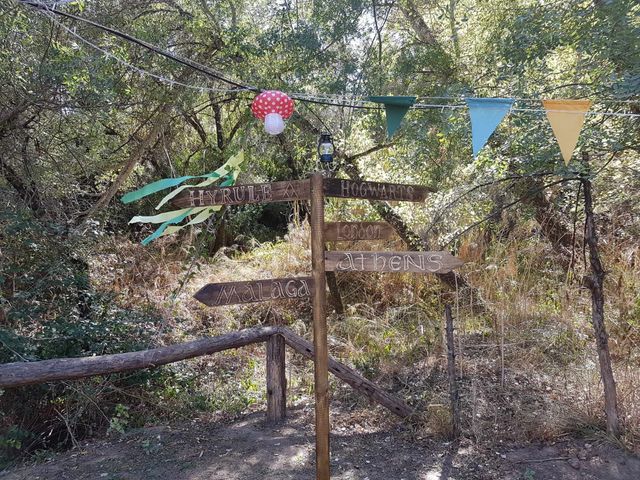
[195, 277, 314, 307]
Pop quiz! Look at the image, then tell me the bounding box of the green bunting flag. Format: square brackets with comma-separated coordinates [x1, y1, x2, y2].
[122, 151, 245, 245]
[368, 96, 417, 138]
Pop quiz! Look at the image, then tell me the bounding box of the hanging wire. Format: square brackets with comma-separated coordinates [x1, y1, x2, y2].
[40, 9, 249, 95]
[20, 0, 640, 119]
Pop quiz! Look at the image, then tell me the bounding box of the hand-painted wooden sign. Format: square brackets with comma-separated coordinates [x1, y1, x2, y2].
[324, 222, 396, 242]
[172, 180, 310, 208]
[194, 277, 314, 307]
[324, 251, 463, 274]
[324, 178, 433, 202]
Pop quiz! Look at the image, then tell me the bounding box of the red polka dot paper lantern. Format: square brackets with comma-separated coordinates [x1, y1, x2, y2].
[251, 90, 294, 135]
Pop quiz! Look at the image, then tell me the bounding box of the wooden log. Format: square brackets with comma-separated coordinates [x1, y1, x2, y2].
[444, 305, 461, 438]
[310, 172, 330, 480]
[278, 328, 414, 418]
[171, 179, 310, 208]
[324, 178, 433, 202]
[325, 251, 464, 274]
[0, 327, 279, 389]
[324, 221, 395, 242]
[266, 334, 287, 424]
[194, 277, 314, 307]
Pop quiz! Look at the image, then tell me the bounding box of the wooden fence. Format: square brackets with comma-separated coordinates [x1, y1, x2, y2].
[0, 326, 413, 423]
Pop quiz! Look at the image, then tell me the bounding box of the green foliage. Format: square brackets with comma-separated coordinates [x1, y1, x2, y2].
[0, 0, 639, 462]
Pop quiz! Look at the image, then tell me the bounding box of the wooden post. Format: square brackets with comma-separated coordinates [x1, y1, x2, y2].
[580, 153, 620, 437]
[266, 334, 287, 424]
[310, 172, 330, 479]
[444, 304, 461, 438]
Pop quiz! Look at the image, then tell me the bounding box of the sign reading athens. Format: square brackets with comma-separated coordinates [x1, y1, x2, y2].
[194, 277, 314, 307]
[324, 251, 464, 274]
[324, 178, 433, 202]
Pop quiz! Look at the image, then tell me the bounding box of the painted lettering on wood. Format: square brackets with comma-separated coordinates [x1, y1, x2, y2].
[171, 180, 310, 208]
[194, 277, 314, 307]
[324, 222, 396, 242]
[324, 251, 463, 274]
[324, 178, 433, 202]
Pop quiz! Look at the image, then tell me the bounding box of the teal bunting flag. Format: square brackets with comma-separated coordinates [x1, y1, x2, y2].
[465, 98, 514, 157]
[368, 96, 417, 138]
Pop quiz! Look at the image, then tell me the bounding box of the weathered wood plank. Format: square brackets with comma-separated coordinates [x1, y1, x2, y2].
[171, 179, 310, 208]
[279, 328, 414, 418]
[324, 178, 433, 202]
[0, 327, 279, 388]
[194, 277, 314, 307]
[310, 173, 330, 480]
[324, 221, 395, 242]
[325, 251, 464, 274]
[266, 334, 287, 424]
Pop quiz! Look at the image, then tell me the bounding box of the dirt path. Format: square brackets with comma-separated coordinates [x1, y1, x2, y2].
[2, 406, 639, 479]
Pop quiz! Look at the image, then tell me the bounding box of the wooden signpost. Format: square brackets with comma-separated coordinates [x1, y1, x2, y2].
[183, 172, 462, 480]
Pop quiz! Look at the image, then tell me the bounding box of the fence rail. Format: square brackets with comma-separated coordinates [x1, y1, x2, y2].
[0, 326, 413, 421]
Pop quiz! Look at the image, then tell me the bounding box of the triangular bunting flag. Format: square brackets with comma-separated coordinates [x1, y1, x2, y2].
[465, 98, 514, 157]
[542, 99, 591, 165]
[368, 96, 417, 138]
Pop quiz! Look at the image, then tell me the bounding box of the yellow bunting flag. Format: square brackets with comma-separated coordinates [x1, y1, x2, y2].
[542, 99, 591, 165]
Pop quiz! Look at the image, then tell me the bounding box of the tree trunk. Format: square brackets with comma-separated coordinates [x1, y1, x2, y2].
[581, 152, 620, 438]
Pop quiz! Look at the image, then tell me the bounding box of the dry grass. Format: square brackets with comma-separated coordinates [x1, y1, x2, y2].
[84, 219, 640, 453]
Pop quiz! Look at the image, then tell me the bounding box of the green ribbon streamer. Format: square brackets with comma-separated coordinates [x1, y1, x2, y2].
[158, 171, 238, 238]
[154, 152, 244, 209]
[121, 151, 244, 204]
[126, 151, 244, 245]
[121, 172, 221, 204]
[368, 96, 417, 138]
[140, 208, 194, 246]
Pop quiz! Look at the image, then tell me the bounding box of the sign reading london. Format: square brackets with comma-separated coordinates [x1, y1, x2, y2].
[194, 277, 314, 307]
[325, 251, 463, 274]
[324, 178, 433, 202]
[324, 222, 396, 242]
[172, 180, 310, 208]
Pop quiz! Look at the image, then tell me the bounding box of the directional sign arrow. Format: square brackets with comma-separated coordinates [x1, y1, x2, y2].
[194, 277, 314, 307]
[323, 178, 434, 202]
[324, 251, 463, 274]
[172, 179, 310, 208]
[324, 222, 396, 242]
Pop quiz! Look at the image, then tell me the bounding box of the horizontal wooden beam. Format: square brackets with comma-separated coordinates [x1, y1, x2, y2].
[0, 327, 278, 388]
[279, 328, 414, 418]
[0, 327, 414, 419]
